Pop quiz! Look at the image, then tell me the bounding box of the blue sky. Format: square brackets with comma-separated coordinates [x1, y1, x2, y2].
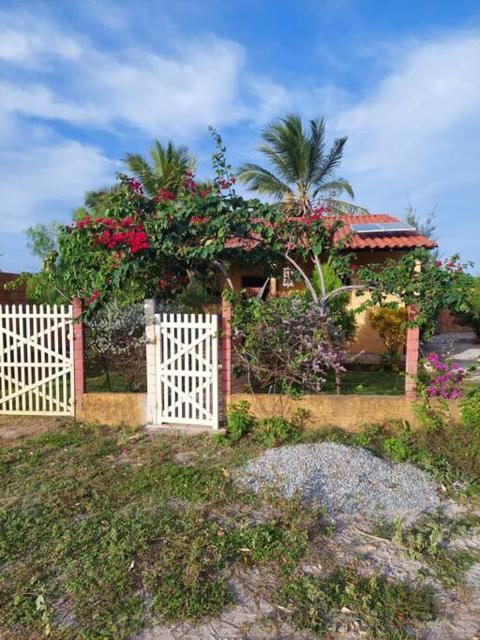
[1, 0, 479, 273]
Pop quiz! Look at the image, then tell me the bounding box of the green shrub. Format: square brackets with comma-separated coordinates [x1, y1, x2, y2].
[224, 401, 257, 443]
[369, 306, 408, 371]
[382, 436, 411, 462]
[254, 409, 309, 447]
[254, 416, 300, 447]
[461, 386, 480, 430]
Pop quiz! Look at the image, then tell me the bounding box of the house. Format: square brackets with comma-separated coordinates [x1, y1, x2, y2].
[224, 213, 436, 358]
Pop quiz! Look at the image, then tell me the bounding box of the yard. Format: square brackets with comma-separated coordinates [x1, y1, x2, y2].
[2, 409, 480, 639]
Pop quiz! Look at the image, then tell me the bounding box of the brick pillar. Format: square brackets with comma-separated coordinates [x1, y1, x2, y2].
[405, 306, 420, 400]
[72, 297, 85, 416]
[221, 296, 232, 398]
[144, 299, 157, 425]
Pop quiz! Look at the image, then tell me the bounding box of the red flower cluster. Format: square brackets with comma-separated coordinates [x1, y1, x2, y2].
[76, 215, 149, 255]
[217, 177, 236, 190]
[127, 177, 144, 196]
[96, 227, 149, 254]
[75, 215, 91, 229]
[87, 290, 100, 305]
[436, 259, 463, 273]
[155, 188, 175, 202]
[183, 171, 199, 193]
[199, 186, 212, 198]
[191, 215, 209, 224]
[311, 205, 328, 220]
[351, 263, 359, 272]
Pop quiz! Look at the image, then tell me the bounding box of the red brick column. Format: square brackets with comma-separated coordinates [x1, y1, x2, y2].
[72, 297, 85, 415]
[405, 306, 420, 400]
[221, 296, 232, 397]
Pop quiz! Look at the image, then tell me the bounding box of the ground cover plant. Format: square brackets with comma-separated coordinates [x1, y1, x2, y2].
[372, 513, 480, 587]
[0, 421, 445, 640]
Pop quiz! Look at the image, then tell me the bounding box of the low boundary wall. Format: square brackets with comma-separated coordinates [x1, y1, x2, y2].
[227, 393, 418, 431]
[78, 393, 147, 427]
[76, 391, 452, 431]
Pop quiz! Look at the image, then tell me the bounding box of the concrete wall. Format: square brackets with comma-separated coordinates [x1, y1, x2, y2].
[229, 392, 419, 431]
[78, 393, 147, 426]
[77, 391, 459, 432]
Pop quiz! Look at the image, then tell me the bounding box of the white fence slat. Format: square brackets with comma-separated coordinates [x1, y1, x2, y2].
[211, 314, 219, 430]
[0, 303, 74, 416]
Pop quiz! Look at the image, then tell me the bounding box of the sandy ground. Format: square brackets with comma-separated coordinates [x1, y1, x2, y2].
[0, 415, 70, 446]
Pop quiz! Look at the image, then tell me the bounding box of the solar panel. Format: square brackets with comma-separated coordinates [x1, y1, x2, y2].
[350, 223, 383, 233]
[351, 220, 416, 234]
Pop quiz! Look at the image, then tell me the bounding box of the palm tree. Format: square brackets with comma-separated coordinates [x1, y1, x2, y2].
[237, 114, 366, 215]
[124, 140, 196, 197]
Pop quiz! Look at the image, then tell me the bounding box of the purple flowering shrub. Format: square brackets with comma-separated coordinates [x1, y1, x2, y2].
[420, 352, 465, 400]
[232, 296, 345, 393]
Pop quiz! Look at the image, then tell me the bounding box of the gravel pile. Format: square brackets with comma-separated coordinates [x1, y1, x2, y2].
[239, 442, 441, 522]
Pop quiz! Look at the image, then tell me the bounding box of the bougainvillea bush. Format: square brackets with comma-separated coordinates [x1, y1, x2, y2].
[231, 296, 345, 394]
[420, 352, 466, 401]
[414, 352, 466, 431]
[44, 132, 280, 313]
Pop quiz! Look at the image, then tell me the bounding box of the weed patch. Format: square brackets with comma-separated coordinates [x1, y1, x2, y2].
[279, 567, 436, 638]
[373, 513, 480, 586]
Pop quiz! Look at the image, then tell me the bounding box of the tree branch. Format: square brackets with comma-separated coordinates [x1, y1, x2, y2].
[312, 253, 326, 310]
[325, 284, 368, 301]
[284, 252, 319, 304]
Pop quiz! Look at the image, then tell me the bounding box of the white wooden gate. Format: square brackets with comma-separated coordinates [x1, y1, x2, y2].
[148, 312, 219, 429]
[0, 304, 74, 416]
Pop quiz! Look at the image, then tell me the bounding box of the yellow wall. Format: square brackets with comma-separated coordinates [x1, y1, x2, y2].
[226, 251, 407, 356]
[228, 393, 459, 431]
[78, 393, 147, 426]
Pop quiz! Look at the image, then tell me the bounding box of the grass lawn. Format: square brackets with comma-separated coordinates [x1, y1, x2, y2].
[0, 421, 440, 640]
[323, 368, 405, 395]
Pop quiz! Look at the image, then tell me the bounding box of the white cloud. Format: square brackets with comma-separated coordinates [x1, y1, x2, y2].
[336, 33, 480, 190]
[331, 32, 480, 263]
[0, 12, 249, 138]
[87, 39, 248, 136]
[0, 140, 114, 234]
[0, 13, 83, 66]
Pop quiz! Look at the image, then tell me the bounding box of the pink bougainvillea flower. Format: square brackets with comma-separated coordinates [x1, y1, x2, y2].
[155, 188, 175, 202]
[191, 215, 209, 224]
[217, 177, 236, 190]
[75, 215, 91, 229]
[128, 178, 144, 195]
[87, 290, 100, 305]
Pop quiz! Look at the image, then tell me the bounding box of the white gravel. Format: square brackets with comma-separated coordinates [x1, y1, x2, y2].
[239, 442, 441, 522]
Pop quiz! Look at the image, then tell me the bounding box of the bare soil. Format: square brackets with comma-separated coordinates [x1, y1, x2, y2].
[0, 415, 72, 446]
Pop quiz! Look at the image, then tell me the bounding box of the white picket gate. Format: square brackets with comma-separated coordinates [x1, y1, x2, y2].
[0, 304, 75, 416]
[146, 310, 219, 429]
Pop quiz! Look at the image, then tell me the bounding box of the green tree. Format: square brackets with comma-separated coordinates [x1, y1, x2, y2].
[25, 222, 59, 259]
[124, 139, 195, 197]
[237, 113, 364, 215]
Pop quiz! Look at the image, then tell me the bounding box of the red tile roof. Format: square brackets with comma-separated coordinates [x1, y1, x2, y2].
[333, 214, 437, 250]
[225, 213, 436, 251]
